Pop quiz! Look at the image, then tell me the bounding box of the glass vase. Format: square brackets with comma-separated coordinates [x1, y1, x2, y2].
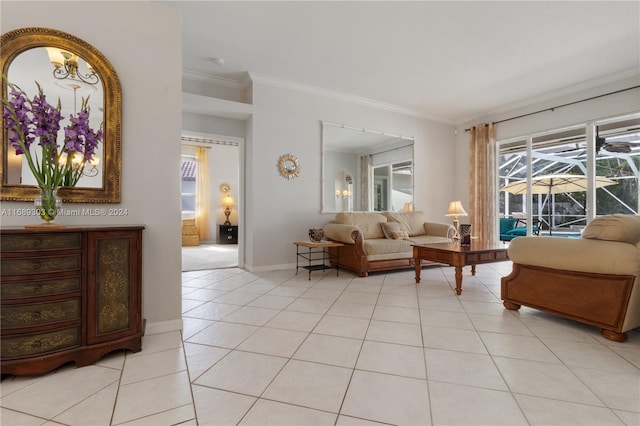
[35, 186, 62, 223]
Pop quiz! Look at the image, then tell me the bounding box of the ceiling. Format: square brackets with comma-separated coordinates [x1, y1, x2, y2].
[160, 1, 640, 124]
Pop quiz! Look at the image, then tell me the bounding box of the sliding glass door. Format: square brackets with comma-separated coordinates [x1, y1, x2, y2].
[498, 114, 639, 236]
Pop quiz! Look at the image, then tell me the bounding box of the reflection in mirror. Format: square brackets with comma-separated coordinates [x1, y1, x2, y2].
[1, 27, 121, 203]
[6, 46, 104, 188]
[322, 121, 414, 213]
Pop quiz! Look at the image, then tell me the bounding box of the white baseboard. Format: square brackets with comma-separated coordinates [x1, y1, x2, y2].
[247, 263, 296, 273]
[144, 318, 183, 335]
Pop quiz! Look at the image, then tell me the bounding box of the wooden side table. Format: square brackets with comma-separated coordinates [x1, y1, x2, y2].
[294, 241, 344, 280]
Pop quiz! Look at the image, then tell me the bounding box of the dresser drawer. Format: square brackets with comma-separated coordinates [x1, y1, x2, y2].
[219, 225, 238, 244]
[1, 233, 82, 252]
[1, 255, 81, 276]
[1, 276, 82, 300]
[1, 326, 81, 360]
[1, 299, 81, 329]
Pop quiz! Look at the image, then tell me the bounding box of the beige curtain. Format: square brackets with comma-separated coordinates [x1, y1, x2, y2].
[195, 147, 210, 240]
[360, 155, 371, 211]
[469, 123, 498, 244]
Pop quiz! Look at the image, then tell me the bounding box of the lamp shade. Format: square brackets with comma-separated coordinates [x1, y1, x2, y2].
[445, 201, 467, 217]
[45, 47, 68, 68]
[221, 194, 235, 207]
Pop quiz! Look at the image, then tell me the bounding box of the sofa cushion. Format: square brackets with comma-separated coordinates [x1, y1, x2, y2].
[364, 238, 413, 256]
[582, 215, 640, 245]
[409, 234, 454, 245]
[335, 212, 387, 239]
[384, 211, 427, 236]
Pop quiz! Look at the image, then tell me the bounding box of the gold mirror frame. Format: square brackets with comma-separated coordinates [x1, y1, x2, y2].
[277, 153, 300, 180]
[1, 27, 121, 203]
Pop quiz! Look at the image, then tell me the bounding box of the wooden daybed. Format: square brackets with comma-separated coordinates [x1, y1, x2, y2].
[501, 215, 640, 342]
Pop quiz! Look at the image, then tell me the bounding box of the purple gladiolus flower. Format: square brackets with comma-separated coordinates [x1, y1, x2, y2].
[2, 79, 103, 188]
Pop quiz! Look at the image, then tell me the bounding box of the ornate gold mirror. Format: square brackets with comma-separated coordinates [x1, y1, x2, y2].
[1, 27, 121, 202]
[277, 153, 300, 180]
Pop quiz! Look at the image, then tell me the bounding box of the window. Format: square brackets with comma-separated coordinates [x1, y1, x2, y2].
[372, 160, 413, 212]
[498, 114, 639, 235]
[181, 155, 196, 215]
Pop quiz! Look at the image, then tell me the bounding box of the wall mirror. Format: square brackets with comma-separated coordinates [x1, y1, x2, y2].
[321, 121, 414, 213]
[277, 153, 300, 180]
[1, 27, 121, 202]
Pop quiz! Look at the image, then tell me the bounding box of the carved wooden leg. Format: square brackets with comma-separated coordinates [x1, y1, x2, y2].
[601, 329, 627, 342]
[471, 265, 476, 276]
[454, 266, 462, 295]
[503, 301, 521, 310]
[415, 262, 421, 284]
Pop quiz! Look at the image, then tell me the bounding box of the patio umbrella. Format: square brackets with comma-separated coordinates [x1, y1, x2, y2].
[500, 174, 618, 235]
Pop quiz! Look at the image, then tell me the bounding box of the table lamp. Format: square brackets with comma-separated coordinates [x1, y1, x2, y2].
[445, 200, 468, 240]
[221, 193, 235, 226]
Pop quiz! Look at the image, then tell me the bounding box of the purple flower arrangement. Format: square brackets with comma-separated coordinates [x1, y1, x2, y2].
[2, 80, 103, 189]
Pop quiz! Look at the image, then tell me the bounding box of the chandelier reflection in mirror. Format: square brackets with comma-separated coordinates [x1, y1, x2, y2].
[58, 152, 100, 187]
[45, 47, 99, 85]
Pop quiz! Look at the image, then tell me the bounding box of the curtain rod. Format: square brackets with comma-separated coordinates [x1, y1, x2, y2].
[373, 143, 414, 156]
[464, 85, 640, 132]
[181, 136, 239, 147]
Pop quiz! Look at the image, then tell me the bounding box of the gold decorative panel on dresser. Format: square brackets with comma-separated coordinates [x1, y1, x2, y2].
[1, 225, 144, 376]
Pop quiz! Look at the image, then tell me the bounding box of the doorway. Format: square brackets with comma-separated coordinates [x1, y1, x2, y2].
[180, 134, 241, 271]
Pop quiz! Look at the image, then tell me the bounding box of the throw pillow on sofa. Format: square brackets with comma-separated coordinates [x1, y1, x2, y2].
[380, 222, 404, 238]
[582, 214, 640, 245]
[391, 230, 410, 240]
[380, 222, 410, 240]
[384, 211, 427, 236]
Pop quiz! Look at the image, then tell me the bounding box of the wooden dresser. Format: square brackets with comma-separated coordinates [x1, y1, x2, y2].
[0, 225, 144, 376]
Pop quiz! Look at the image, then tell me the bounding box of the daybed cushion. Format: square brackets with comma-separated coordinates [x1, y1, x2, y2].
[335, 212, 387, 239]
[384, 211, 428, 236]
[508, 236, 639, 277]
[582, 214, 640, 245]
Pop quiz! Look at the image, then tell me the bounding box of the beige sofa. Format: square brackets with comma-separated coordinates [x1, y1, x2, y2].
[502, 214, 640, 342]
[323, 211, 455, 277]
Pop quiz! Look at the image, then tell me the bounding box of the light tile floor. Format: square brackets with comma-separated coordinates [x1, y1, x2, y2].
[2, 262, 639, 425]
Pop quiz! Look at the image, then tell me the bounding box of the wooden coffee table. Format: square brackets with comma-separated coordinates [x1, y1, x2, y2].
[413, 241, 509, 294]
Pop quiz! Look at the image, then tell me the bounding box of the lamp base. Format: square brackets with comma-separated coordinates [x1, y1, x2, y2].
[223, 207, 231, 226]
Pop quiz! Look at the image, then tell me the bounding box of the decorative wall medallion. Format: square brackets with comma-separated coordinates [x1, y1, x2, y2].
[277, 154, 300, 180]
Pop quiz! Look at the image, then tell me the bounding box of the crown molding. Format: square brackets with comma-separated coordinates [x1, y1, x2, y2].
[457, 68, 640, 126]
[182, 69, 248, 90]
[247, 72, 454, 124]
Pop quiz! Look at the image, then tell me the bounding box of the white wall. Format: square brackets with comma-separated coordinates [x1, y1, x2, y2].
[247, 82, 456, 270]
[1, 1, 183, 332]
[183, 111, 246, 139]
[453, 76, 640, 222]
